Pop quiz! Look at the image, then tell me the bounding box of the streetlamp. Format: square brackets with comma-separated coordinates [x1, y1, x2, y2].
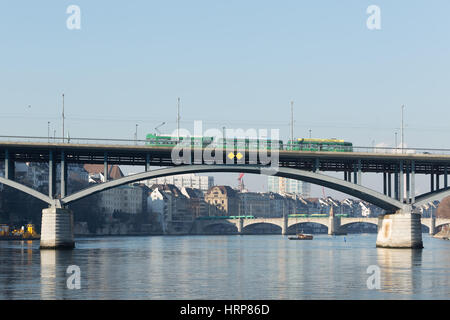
[135, 124, 138, 145]
[395, 132, 398, 153]
[62, 93, 65, 143]
[401, 105, 405, 154]
[48, 121, 50, 143]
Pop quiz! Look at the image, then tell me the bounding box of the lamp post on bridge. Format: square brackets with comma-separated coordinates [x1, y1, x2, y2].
[135, 124, 138, 145]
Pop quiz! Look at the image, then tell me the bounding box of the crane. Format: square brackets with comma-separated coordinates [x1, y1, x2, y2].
[155, 122, 165, 135]
[238, 173, 245, 192]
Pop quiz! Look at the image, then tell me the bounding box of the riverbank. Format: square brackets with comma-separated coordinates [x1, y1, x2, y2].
[433, 226, 450, 240]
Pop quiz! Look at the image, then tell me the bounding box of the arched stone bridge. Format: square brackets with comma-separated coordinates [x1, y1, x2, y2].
[194, 216, 450, 236]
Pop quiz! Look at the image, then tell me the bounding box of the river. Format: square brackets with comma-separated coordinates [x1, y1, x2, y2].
[0, 234, 449, 299]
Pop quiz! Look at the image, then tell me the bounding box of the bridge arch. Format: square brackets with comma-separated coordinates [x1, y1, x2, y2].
[200, 221, 239, 233]
[62, 165, 405, 212]
[288, 221, 329, 233]
[242, 221, 283, 233]
[414, 187, 450, 208]
[0, 177, 53, 205]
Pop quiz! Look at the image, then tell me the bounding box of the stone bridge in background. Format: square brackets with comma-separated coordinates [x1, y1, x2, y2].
[193, 216, 450, 236]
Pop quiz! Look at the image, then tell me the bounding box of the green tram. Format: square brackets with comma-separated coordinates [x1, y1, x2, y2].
[286, 138, 353, 152]
[146, 133, 282, 150]
[146, 134, 353, 152]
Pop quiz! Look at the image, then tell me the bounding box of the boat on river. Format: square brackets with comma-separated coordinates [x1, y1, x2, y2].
[288, 233, 313, 240]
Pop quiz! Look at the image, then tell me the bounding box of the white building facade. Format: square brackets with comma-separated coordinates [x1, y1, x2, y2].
[267, 176, 311, 198]
[146, 174, 214, 192]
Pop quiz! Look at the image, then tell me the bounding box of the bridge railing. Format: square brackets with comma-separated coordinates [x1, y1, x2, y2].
[1, 135, 450, 155]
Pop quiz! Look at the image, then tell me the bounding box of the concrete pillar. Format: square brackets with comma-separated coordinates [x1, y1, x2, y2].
[411, 161, 415, 204]
[60, 151, 67, 198]
[394, 168, 399, 200]
[383, 172, 387, 195]
[237, 218, 243, 234]
[48, 151, 56, 199]
[40, 207, 74, 249]
[445, 166, 448, 188]
[4, 149, 15, 180]
[436, 174, 440, 191]
[145, 153, 151, 172]
[104, 152, 108, 182]
[328, 216, 341, 235]
[314, 158, 319, 172]
[388, 172, 392, 197]
[399, 161, 404, 203]
[282, 214, 288, 235]
[406, 165, 410, 204]
[376, 209, 423, 249]
[431, 172, 434, 192]
[429, 217, 436, 236]
[357, 159, 362, 185]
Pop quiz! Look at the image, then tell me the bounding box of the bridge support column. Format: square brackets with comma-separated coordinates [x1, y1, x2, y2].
[5, 149, 15, 180]
[429, 217, 436, 235]
[376, 208, 423, 249]
[40, 207, 74, 249]
[237, 219, 243, 235]
[328, 216, 341, 235]
[282, 215, 288, 235]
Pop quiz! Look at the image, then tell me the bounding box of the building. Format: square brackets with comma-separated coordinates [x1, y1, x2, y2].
[147, 184, 193, 233]
[238, 191, 271, 217]
[84, 164, 124, 183]
[181, 187, 208, 218]
[99, 184, 147, 216]
[145, 174, 214, 192]
[267, 176, 311, 198]
[204, 186, 239, 216]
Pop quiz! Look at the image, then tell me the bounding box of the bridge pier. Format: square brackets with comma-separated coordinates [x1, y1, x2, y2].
[429, 217, 436, 235]
[328, 216, 341, 235]
[40, 206, 74, 249]
[376, 208, 423, 249]
[237, 218, 243, 234]
[282, 215, 288, 235]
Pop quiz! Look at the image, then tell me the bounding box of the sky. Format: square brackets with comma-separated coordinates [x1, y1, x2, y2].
[1, 1, 450, 197]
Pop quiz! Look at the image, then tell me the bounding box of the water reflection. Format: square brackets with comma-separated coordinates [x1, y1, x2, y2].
[1, 235, 449, 299]
[40, 249, 77, 300]
[376, 248, 423, 296]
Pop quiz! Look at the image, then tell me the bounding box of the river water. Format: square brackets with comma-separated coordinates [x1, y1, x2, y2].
[0, 234, 449, 300]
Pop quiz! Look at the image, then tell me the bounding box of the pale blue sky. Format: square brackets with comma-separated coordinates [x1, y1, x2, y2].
[1, 1, 449, 195]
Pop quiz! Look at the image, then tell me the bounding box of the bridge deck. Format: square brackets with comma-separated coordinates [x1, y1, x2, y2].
[1, 141, 450, 173]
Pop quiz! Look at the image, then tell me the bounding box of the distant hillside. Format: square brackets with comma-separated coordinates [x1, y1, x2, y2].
[436, 196, 450, 218]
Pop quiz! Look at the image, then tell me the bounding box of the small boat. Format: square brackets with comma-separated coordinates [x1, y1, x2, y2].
[288, 233, 313, 240]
